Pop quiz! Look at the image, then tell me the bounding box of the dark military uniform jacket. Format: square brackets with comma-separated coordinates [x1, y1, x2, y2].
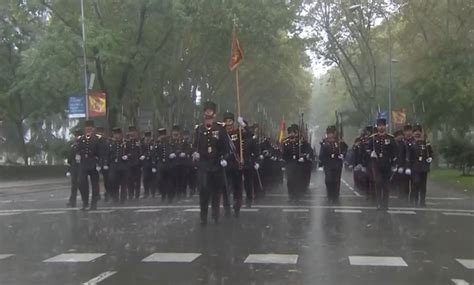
[194, 122, 229, 171]
[367, 133, 398, 168]
[153, 137, 171, 169]
[106, 139, 131, 171]
[141, 139, 155, 169]
[282, 136, 312, 163]
[75, 134, 103, 171]
[408, 139, 433, 173]
[227, 128, 257, 169]
[128, 138, 143, 167]
[319, 139, 348, 169]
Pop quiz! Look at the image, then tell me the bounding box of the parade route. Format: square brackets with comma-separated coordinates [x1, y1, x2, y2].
[0, 171, 472, 285]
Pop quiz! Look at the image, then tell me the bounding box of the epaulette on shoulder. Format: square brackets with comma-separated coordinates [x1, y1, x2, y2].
[386, 133, 394, 137]
[216, 122, 225, 127]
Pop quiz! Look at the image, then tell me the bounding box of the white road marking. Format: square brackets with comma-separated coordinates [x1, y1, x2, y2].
[38, 211, 67, 215]
[0, 200, 12, 203]
[456, 259, 474, 269]
[0, 254, 14, 260]
[88, 210, 115, 214]
[135, 209, 162, 213]
[451, 279, 470, 285]
[428, 197, 465, 200]
[349, 256, 408, 267]
[83, 271, 117, 285]
[184, 209, 201, 212]
[240, 208, 259, 212]
[43, 253, 106, 263]
[142, 253, 201, 263]
[244, 254, 298, 264]
[387, 210, 416, 215]
[341, 178, 361, 197]
[283, 209, 309, 213]
[334, 209, 362, 213]
[443, 213, 474, 217]
[0, 212, 20, 216]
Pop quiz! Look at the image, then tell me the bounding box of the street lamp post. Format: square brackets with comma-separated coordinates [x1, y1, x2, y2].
[80, 0, 89, 119]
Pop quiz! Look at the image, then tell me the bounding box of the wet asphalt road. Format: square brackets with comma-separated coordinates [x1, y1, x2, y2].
[0, 171, 472, 285]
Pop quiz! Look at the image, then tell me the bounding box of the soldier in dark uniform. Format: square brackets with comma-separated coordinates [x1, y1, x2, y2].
[142, 131, 156, 199]
[66, 129, 82, 207]
[367, 118, 398, 210]
[399, 124, 415, 201]
[392, 129, 406, 199]
[106, 128, 130, 203]
[76, 120, 103, 210]
[193, 101, 229, 224]
[95, 126, 109, 201]
[169, 125, 188, 200]
[181, 130, 195, 197]
[318, 125, 348, 204]
[154, 128, 172, 202]
[408, 124, 433, 207]
[260, 137, 275, 193]
[222, 112, 258, 216]
[282, 124, 312, 202]
[350, 131, 364, 191]
[360, 126, 375, 200]
[127, 126, 143, 200]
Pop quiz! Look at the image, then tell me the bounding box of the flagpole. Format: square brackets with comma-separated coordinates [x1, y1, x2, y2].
[235, 69, 244, 167]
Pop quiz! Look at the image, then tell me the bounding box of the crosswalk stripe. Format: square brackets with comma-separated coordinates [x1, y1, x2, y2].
[135, 209, 162, 213]
[43, 253, 106, 263]
[0, 212, 20, 216]
[387, 210, 416, 215]
[88, 210, 115, 214]
[456, 259, 474, 269]
[0, 254, 14, 260]
[142, 253, 201, 263]
[240, 208, 259, 212]
[334, 209, 362, 213]
[184, 209, 200, 212]
[443, 212, 473, 217]
[283, 209, 309, 212]
[83, 271, 117, 285]
[349, 256, 408, 267]
[38, 211, 67, 215]
[244, 254, 298, 264]
[451, 279, 470, 285]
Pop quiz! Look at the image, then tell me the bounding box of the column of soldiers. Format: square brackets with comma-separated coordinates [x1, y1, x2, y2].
[349, 119, 433, 209]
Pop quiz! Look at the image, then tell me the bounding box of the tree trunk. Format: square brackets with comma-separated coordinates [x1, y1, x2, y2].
[14, 119, 28, 165]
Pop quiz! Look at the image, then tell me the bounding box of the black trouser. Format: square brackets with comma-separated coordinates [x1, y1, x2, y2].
[101, 168, 110, 199]
[158, 167, 173, 201]
[142, 167, 155, 198]
[78, 167, 100, 208]
[324, 167, 342, 202]
[188, 166, 198, 196]
[173, 165, 188, 199]
[223, 167, 254, 211]
[109, 166, 128, 203]
[68, 165, 79, 206]
[400, 174, 411, 201]
[411, 171, 428, 206]
[128, 165, 141, 199]
[373, 165, 391, 208]
[286, 162, 303, 200]
[198, 168, 223, 222]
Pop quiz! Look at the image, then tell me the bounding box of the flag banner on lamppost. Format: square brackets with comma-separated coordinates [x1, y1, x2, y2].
[392, 108, 407, 130]
[68, 95, 86, 119]
[88, 91, 107, 118]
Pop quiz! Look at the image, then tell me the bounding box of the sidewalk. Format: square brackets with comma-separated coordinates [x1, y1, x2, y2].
[0, 178, 69, 189]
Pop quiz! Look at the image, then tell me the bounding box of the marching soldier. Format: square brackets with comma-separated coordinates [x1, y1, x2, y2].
[142, 131, 156, 198]
[392, 129, 406, 199]
[75, 120, 103, 210]
[193, 101, 229, 225]
[222, 111, 258, 216]
[408, 124, 433, 207]
[367, 118, 398, 210]
[282, 124, 312, 202]
[154, 128, 172, 202]
[95, 126, 109, 201]
[127, 126, 143, 200]
[182, 130, 195, 197]
[66, 129, 82, 208]
[318, 125, 348, 204]
[399, 124, 415, 200]
[106, 128, 130, 203]
[360, 126, 375, 199]
[169, 125, 188, 200]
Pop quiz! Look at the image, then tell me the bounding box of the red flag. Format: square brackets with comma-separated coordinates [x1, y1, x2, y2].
[229, 30, 244, 71]
[278, 118, 286, 144]
[88, 91, 107, 118]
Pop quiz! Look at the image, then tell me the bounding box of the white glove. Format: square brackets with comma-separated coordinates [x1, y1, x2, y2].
[237, 116, 246, 127]
[338, 154, 344, 160]
[348, 165, 354, 169]
[169, 153, 176, 159]
[254, 163, 260, 170]
[318, 167, 323, 171]
[298, 157, 304, 163]
[96, 166, 101, 172]
[220, 159, 228, 167]
[75, 154, 81, 163]
[152, 168, 157, 173]
[259, 155, 264, 160]
[192, 152, 200, 161]
[426, 157, 432, 163]
[103, 165, 109, 170]
[66, 172, 71, 177]
[139, 155, 146, 161]
[122, 155, 128, 160]
[391, 167, 397, 172]
[306, 154, 311, 160]
[361, 166, 367, 173]
[370, 150, 377, 158]
[397, 167, 404, 174]
[179, 152, 186, 158]
[353, 165, 360, 171]
[405, 168, 412, 175]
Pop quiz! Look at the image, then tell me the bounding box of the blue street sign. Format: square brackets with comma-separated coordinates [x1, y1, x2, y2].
[68, 95, 86, 119]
